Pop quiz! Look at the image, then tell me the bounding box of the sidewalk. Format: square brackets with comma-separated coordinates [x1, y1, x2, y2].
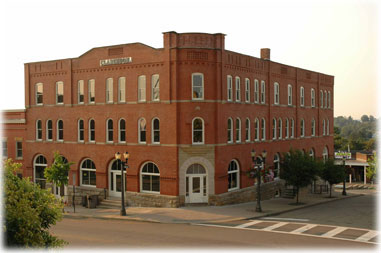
[63, 190, 363, 224]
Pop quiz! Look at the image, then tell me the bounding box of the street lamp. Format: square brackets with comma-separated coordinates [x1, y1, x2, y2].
[115, 151, 129, 216]
[342, 155, 347, 196]
[251, 149, 267, 212]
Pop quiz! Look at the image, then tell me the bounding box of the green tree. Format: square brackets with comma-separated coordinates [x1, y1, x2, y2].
[367, 153, 377, 183]
[280, 149, 319, 204]
[361, 115, 370, 122]
[44, 151, 73, 187]
[4, 159, 67, 248]
[320, 158, 345, 198]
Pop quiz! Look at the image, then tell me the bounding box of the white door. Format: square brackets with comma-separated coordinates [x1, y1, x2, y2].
[109, 170, 127, 197]
[187, 174, 207, 203]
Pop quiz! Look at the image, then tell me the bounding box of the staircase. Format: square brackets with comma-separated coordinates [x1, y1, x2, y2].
[282, 188, 296, 199]
[97, 198, 126, 209]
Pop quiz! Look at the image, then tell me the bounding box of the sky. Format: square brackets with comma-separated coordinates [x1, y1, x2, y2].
[0, 0, 379, 120]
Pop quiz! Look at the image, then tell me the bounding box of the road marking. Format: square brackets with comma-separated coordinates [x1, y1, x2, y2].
[261, 217, 310, 222]
[321, 227, 347, 237]
[355, 230, 378, 242]
[262, 222, 288, 231]
[290, 224, 317, 234]
[235, 220, 262, 228]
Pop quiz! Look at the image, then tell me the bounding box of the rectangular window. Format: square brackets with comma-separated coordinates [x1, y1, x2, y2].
[47, 120, 53, 141]
[138, 75, 146, 102]
[320, 90, 323, 108]
[88, 79, 95, 103]
[288, 85, 292, 105]
[118, 77, 126, 102]
[300, 87, 305, 106]
[254, 80, 259, 103]
[16, 141, 23, 159]
[261, 81, 265, 104]
[78, 80, 84, 104]
[311, 89, 315, 107]
[192, 73, 204, 100]
[36, 83, 43, 105]
[2, 140, 7, 158]
[245, 78, 250, 102]
[227, 75, 232, 101]
[56, 81, 64, 104]
[152, 74, 160, 101]
[328, 91, 331, 108]
[274, 83, 279, 105]
[235, 77, 241, 102]
[106, 78, 113, 103]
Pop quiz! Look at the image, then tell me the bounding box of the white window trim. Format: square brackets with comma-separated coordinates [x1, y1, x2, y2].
[254, 79, 259, 103]
[301, 119, 305, 137]
[311, 89, 315, 108]
[151, 117, 160, 144]
[78, 80, 84, 104]
[235, 76, 241, 102]
[311, 119, 316, 137]
[15, 140, 23, 159]
[255, 118, 260, 141]
[140, 162, 160, 194]
[273, 153, 280, 179]
[228, 159, 240, 191]
[245, 78, 250, 103]
[291, 119, 295, 138]
[192, 73, 204, 101]
[36, 83, 43, 106]
[46, 120, 52, 141]
[245, 118, 251, 142]
[89, 119, 95, 143]
[151, 74, 160, 102]
[192, 117, 205, 145]
[106, 78, 113, 104]
[138, 118, 147, 144]
[138, 75, 147, 102]
[285, 118, 289, 139]
[300, 86, 305, 107]
[35, 120, 42, 141]
[323, 120, 326, 136]
[261, 81, 266, 104]
[278, 118, 282, 139]
[119, 118, 126, 143]
[78, 119, 84, 143]
[88, 79, 95, 104]
[33, 154, 47, 184]
[327, 119, 330, 135]
[261, 118, 266, 140]
[227, 75, 233, 102]
[320, 90, 324, 108]
[328, 91, 331, 108]
[118, 77, 126, 103]
[56, 119, 64, 141]
[56, 81, 64, 105]
[236, 117, 241, 143]
[274, 82, 279, 105]
[106, 118, 114, 143]
[227, 117, 233, 143]
[287, 84, 292, 106]
[324, 90, 328, 108]
[272, 118, 277, 140]
[80, 159, 96, 187]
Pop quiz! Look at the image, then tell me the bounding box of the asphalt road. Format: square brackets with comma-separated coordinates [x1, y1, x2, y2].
[263, 190, 378, 230]
[50, 217, 375, 249]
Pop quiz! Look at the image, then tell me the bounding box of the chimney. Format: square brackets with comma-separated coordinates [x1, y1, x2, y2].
[260, 48, 270, 60]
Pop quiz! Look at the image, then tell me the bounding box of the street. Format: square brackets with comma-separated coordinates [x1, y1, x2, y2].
[50, 190, 378, 249]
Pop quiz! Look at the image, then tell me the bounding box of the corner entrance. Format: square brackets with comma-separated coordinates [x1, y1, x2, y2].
[109, 160, 126, 198]
[186, 164, 207, 203]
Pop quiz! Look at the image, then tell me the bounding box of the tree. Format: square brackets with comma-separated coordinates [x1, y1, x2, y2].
[367, 153, 377, 183]
[361, 115, 370, 122]
[320, 158, 345, 198]
[4, 159, 67, 248]
[44, 151, 73, 188]
[280, 149, 319, 204]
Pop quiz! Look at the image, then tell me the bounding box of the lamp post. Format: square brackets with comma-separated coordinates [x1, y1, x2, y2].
[251, 149, 267, 212]
[115, 151, 129, 216]
[342, 155, 347, 196]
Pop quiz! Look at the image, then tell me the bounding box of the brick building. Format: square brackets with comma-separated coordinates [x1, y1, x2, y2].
[1, 31, 334, 207]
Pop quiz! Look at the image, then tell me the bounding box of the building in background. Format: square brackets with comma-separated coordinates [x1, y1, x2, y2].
[1, 32, 334, 207]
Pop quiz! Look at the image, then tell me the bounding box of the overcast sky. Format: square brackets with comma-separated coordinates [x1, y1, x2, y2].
[0, 0, 379, 119]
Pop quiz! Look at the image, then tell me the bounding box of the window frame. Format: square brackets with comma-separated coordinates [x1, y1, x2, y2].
[138, 118, 147, 144]
[278, 118, 282, 139]
[36, 119, 42, 141]
[254, 118, 260, 141]
[106, 118, 114, 143]
[320, 90, 323, 108]
[88, 79, 95, 104]
[300, 86, 305, 107]
[227, 117, 233, 143]
[89, 119, 95, 142]
[245, 78, 250, 103]
[272, 118, 277, 140]
[261, 118, 266, 140]
[192, 117, 204, 145]
[287, 84, 292, 106]
[138, 75, 147, 102]
[2, 140, 8, 159]
[106, 78, 113, 103]
[235, 76, 241, 102]
[245, 118, 250, 142]
[15, 140, 23, 159]
[254, 79, 259, 103]
[324, 90, 328, 108]
[152, 118, 160, 144]
[228, 160, 240, 191]
[236, 117, 241, 143]
[261, 81, 266, 104]
[78, 80, 84, 104]
[291, 118, 295, 138]
[311, 88, 315, 107]
[192, 73, 204, 101]
[273, 153, 280, 179]
[80, 159, 96, 187]
[300, 118, 305, 137]
[227, 75, 233, 102]
[118, 77, 126, 103]
[285, 118, 289, 139]
[311, 118, 316, 137]
[36, 82, 43, 105]
[78, 119, 84, 142]
[328, 91, 331, 108]
[151, 74, 160, 102]
[140, 162, 160, 194]
[46, 120, 53, 141]
[119, 118, 126, 143]
[274, 82, 280, 105]
[57, 119, 64, 141]
[56, 81, 64, 104]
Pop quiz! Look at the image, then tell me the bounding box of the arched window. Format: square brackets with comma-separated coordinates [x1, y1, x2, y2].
[273, 153, 280, 179]
[309, 149, 315, 159]
[291, 118, 295, 138]
[192, 73, 204, 100]
[278, 118, 282, 139]
[34, 155, 47, 189]
[119, 119, 126, 143]
[285, 118, 289, 139]
[118, 77, 126, 103]
[326, 119, 330, 135]
[106, 78, 113, 103]
[287, 84, 292, 105]
[88, 79, 95, 103]
[254, 118, 259, 141]
[320, 90, 324, 108]
[80, 159, 96, 186]
[151, 74, 160, 101]
[36, 83, 43, 105]
[187, 163, 206, 174]
[89, 119, 95, 142]
[236, 118, 241, 143]
[245, 118, 250, 142]
[261, 118, 266, 140]
[228, 160, 240, 191]
[57, 119, 63, 141]
[36, 120, 42, 141]
[300, 86, 305, 106]
[56, 81, 64, 104]
[272, 118, 277, 140]
[245, 78, 250, 103]
[254, 79, 259, 103]
[141, 162, 160, 193]
[311, 89, 315, 107]
[192, 117, 204, 144]
[78, 119, 84, 142]
[261, 81, 266, 104]
[300, 118, 305, 137]
[323, 120, 326, 136]
[106, 119, 113, 142]
[138, 118, 147, 143]
[78, 80, 84, 104]
[235, 76, 241, 102]
[46, 120, 53, 141]
[227, 118, 233, 143]
[274, 82, 279, 105]
[311, 119, 316, 137]
[138, 75, 146, 102]
[227, 75, 233, 102]
[152, 118, 160, 144]
[323, 146, 329, 162]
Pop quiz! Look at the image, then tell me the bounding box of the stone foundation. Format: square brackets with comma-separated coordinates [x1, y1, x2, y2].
[67, 186, 106, 205]
[208, 179, 285, 206]
[126, 192, 183, 208]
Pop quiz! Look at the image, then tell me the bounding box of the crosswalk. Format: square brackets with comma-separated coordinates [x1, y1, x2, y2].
[194, 219, 379, 244]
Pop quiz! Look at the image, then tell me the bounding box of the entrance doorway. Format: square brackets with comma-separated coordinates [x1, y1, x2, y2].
[186, 164, 207, 203]
[109, 160, 126, 197]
